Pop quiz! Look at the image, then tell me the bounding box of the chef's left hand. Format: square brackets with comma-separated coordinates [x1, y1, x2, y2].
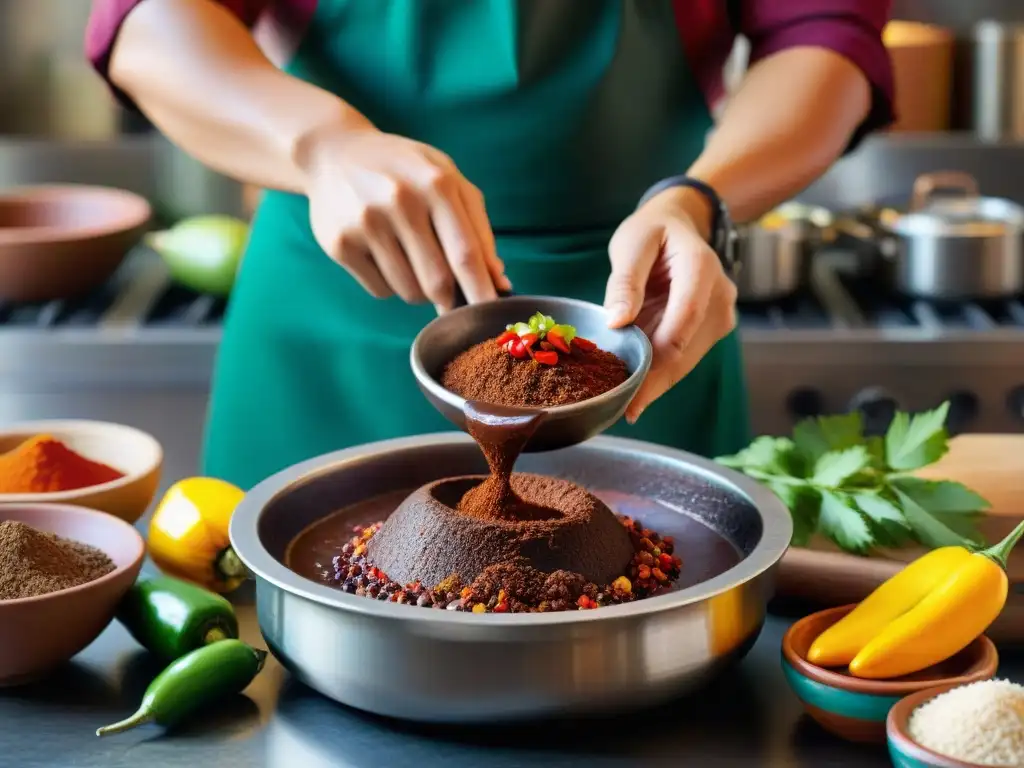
[605, 186, 738, 423]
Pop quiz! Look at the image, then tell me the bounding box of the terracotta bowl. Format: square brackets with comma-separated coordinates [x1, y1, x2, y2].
[0, 184, 151, 302]
[0, 420, 163, 525]
[0, 503, 145, 685]
[887, 682, 1014, 767]
[782, 605, 998, 744]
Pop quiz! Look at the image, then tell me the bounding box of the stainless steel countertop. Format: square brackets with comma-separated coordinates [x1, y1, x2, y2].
[3, 430, 1021, 767]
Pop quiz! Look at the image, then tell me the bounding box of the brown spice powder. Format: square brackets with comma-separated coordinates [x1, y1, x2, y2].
[441, 338, 629, 408]
[0, 520, 116, 600]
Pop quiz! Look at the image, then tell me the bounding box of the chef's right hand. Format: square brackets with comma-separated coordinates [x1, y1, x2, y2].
[301, 127, 510, 312]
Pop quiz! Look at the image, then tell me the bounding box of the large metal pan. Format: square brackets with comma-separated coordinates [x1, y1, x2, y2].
[230, 433, 791, 723]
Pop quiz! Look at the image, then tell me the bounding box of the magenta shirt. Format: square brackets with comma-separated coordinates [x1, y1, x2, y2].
[86, 0, 895, 145]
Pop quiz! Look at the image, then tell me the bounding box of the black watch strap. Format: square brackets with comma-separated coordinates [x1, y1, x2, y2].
[637, 175, 738, 277]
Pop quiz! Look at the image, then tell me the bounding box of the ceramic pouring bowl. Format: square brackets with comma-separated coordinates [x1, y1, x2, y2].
[782, 604, 998, 744]
[0, 503, 145, 685]
[410, 296, 652, 452]
[887, 682, 1018, 768]
[0, 184, 151, 302]
[0, 420, 163, 525]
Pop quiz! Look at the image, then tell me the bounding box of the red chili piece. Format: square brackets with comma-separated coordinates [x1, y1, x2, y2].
[546, 329, 571, 354]
[533, 350, 559, 366]
[572, 337, 597, 352]
[495, 330, 518, 346]
[519, 332, 539, 350]
[504, 338, 528, 359]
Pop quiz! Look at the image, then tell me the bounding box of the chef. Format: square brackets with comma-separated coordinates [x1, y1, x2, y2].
[87, 0, 894, 489]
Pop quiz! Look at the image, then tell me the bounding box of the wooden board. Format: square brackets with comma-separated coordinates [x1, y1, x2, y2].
[775, 434, 1024, 644]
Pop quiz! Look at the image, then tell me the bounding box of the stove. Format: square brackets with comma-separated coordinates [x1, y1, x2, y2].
[2, 251, 1024, 438]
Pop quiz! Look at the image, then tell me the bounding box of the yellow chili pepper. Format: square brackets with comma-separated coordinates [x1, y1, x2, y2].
[807, 546, 972, 667]
[848, 520, 1024, 679]
[147, 477, 249, 594]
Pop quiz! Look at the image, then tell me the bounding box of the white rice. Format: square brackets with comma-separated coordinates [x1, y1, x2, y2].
[908, 679, 1024, 767]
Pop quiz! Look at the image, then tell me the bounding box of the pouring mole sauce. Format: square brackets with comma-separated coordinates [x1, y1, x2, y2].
[286, 312, 740, 613]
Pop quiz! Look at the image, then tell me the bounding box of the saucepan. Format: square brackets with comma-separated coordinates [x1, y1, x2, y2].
[734, 202, 837, 302]
[836, 172, 1024, 301]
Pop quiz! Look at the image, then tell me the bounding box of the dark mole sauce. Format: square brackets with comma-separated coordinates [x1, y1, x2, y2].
[286, 488, 743, 591]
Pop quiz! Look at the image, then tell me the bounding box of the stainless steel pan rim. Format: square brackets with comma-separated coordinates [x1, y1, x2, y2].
[230, 432, 792, 629]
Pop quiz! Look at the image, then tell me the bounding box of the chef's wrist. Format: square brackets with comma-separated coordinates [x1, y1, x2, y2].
[650, 186, 714, 243]
[291, 100, 377, 188]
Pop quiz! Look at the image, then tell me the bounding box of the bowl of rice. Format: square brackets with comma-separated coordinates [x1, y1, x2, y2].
[887, 679, 1024, 767]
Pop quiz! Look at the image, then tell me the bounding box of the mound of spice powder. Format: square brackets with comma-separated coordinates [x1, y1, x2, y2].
[0, 434, 124, 494]
[441, 336, 629, 407]
[0, 520, 115, 600]
[441, 311, 629, 407]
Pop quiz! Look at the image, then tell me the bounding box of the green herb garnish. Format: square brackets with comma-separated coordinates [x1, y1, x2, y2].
[716, 402, 990, 554]
[506, 313, 576, 342]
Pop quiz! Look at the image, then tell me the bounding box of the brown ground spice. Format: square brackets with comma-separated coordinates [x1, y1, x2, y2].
[0, 520, 115, 600]
[441, 337, 629, 407]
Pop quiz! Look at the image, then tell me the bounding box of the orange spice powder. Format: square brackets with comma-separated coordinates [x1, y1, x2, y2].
[0, 435, 125, 494]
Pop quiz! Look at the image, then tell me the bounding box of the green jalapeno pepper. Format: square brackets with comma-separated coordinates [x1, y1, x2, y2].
[117, 576, 239, 661]
[96, 639, 267, 737]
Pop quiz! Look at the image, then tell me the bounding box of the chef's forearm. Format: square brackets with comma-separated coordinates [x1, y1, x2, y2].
[107, 0, 372, 193]
[687, 46, 872, 224]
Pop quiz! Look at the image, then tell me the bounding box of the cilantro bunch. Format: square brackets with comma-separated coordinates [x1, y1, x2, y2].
[716, 402, 990, 554]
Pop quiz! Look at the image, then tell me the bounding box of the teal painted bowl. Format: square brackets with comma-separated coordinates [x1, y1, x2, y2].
[782, 605, 997, 744]
[887, 683, 1011, 767]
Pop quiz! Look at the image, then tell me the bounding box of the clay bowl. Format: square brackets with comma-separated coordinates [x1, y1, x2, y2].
[0, 420, 163, 525]
[782, 605, 998, 744]
[411, 295, 652, 452]
[0, 184, 151, 302]
[887, 683, 1014, 767]
[0, 503, 145, 685]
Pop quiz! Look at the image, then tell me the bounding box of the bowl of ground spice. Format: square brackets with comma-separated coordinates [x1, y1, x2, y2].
[412, 296, 651, 451]
[0, 503, 145, 685]
[0, 420, 163, 524]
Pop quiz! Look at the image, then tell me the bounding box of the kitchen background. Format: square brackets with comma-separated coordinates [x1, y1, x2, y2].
[2, 0, 1024, 487]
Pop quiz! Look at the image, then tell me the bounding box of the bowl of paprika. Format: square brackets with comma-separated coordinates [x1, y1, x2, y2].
[0, 420, 163, 524]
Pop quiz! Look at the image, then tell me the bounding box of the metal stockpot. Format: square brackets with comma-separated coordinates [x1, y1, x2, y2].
[734, 203, 835, 302]
[840, 172, 1024, 300]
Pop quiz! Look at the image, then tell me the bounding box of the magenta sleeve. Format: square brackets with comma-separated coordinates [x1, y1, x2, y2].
[86, 0, 264, 105]
[741, 0, 896, 146]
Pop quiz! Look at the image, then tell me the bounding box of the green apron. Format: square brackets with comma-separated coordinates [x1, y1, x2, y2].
[203, 0, 751, 489]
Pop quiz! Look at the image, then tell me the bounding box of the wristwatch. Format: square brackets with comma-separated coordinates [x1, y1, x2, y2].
[637, 176, 739, 278]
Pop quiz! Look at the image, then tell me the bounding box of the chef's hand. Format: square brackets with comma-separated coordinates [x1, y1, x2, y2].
[605, 186, 738, 423]
[302, 127, 510, 312]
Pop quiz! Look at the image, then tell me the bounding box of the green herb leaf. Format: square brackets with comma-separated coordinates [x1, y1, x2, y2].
[891, 485, 978, 549]
[793, 412, 864, 463]
[889, 476, 990, 514]
[884, 402, 950, 471]
[818, 490, 873, 554]
[766, 481, 820, 547]
[716, 436, 800, 476]
[852, 492, 907, 527]
[812, 446, 871, 487]
[550, 323, 577, 343]
[512, 322, 532, 336]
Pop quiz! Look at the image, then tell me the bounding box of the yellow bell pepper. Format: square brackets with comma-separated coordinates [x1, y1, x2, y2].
[807, 546, 971, 667]
[848, 520, 1024, 679]
[147, 477, 249, 594]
